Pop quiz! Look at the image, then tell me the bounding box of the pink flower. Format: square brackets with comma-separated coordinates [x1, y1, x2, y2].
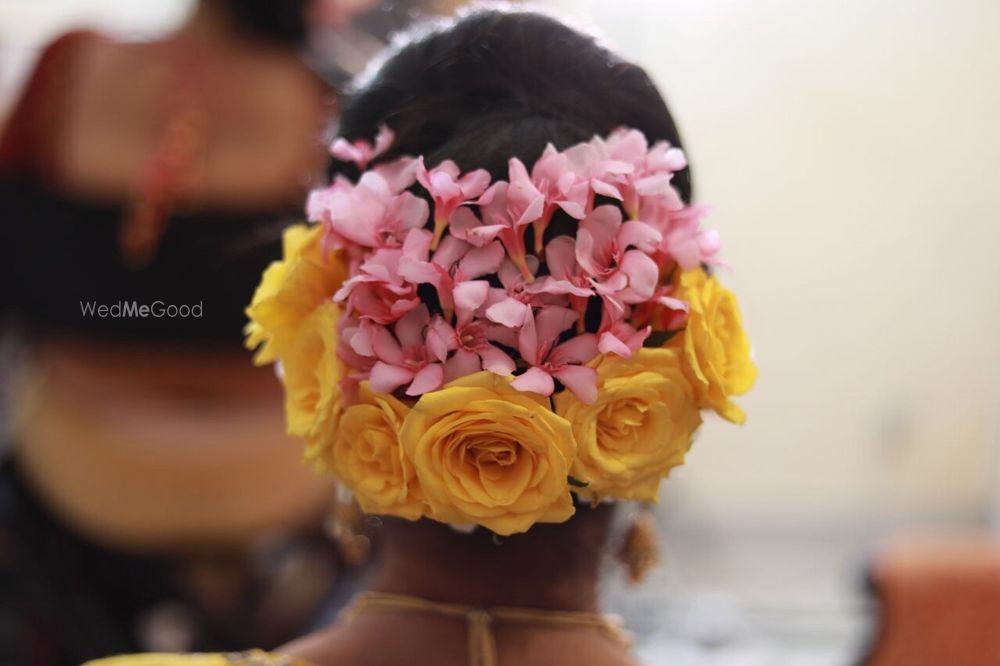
[372, 155, 421, 193]
[509, 306, 599, 403]
[483, 256, 550, 328]
[561, 140, 634, 210]
[599, 129, 688, 217]
[509, 150, 588, 253]
[353, 306, 447, 396]
[337, 315, 376, 374]
[334, 248, 421, 324]
[330, 124, 394, 170]
[398, 228, 504, 321]
[431, 281, 517, 382]
[597, 313, 651, 359]
[574, 205, 662, 314]
[648, 203, 721, 270]
[565, 129, 687, 219]
[631, 285, 690, 332]
[307, 171, 428, 251]
[524, 236, 594, 330]
[416, 159, 491, 250]
[451, 177, 543, 282]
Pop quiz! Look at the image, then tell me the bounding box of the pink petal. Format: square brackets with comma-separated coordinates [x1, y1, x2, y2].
[398, 256, 442, 286]
[369, 361, 415, 394]
[449, 207, 481, 240]
[444, 349, 482, 382]
[453, 280, 490, 321]
[459, 169, 491, 198]
[497, 258, 524, 290]
[372, 124, 395, 158]
[526, 277, 593, 298]
[485, 298, 530, 328]
[551, 333, 599, 365]
[627, 325, 652, 350]
[330, 138, 368, 166]
[591, 178, 623, 200]
[374, 156, 420, 192]
[457, 241, 504, 280]
[699, 229, 722, 257]
[619, 220, 662, 253]
[552, 365, 599, 404]
[465, 224, 506, 247]
[657, 295, 689, 315]
[635, 173, 674, 196]
[371, 325, 405, 365]
[347, 324, 375, 357]
[479, 345, 517, 375]
[574, 228, 602, 277]
[405, 363, 444, 396]
[508, 157, 532, 187]
[428, 170, 462, 200]
[511, 190, 545, 228]
[403, 227, 433, 259]
[535, 306, 578, 345]
[517, 308, 540, 365]
[602, 159, 635, 175]
[594, 271, 628, 295]
[510, 367, 555, 396]
[598, 331, 632, 357]
[433, 235, 472, 269]
[426, 318, 456, 361]
[620, 250, 659, 300]
[557, 199, 586, 219]
[545, 236, 577, 279]
[485, 323, 518, 349]
[475, 181, 503, 207]
[395, 305, 429, 350]
[670, 237, 703, 270]
[584, 206, 623, 241]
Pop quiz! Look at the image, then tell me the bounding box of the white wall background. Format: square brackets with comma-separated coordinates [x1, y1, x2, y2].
[548, 0, 1000, 532]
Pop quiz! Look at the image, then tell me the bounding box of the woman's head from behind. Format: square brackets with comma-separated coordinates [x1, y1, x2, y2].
[332, 4, 694, 518]
[248, 6, 755, 579]
[337, 8, 691, 199]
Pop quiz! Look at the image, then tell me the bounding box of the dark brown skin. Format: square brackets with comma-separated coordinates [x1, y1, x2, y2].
[282, 505, 643, 666]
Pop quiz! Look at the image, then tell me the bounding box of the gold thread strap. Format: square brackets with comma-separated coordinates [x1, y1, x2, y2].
[347, 591, 632, 666]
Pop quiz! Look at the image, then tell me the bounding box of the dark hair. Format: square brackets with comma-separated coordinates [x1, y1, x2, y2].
[218, 0, 311, 47]
[335, 8, 691, 202]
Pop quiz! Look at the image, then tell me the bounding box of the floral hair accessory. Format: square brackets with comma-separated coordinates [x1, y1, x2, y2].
[246, 127, 756, 536]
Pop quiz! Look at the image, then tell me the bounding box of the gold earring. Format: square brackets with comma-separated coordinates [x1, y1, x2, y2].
[616, 509, 660, 585]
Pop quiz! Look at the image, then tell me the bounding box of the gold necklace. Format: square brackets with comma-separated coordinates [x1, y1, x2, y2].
[344, 591, 633, 666]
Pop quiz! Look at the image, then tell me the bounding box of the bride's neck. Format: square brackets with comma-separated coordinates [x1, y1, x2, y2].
[368, 505, 614, 612]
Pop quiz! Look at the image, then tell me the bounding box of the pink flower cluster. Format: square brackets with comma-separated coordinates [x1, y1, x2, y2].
[308, 126, 721, 404]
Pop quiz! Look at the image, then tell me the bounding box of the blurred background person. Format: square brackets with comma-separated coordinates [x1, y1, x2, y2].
[0, 0, 471, 664]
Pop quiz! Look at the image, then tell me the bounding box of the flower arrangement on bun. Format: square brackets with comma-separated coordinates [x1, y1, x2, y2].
[246, 126, 756, 536]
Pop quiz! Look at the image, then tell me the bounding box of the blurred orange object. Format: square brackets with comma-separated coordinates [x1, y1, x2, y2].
[865, 535, 1000, 666]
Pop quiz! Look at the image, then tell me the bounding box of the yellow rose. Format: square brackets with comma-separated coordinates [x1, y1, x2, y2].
[245, 223, 346, 365]
[323, 382, 424, 521]
[400, 372, 577, 536]
[279, 301, 341, 438]
[554, 348, 702, 502]
[671, 268, 757, 424]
